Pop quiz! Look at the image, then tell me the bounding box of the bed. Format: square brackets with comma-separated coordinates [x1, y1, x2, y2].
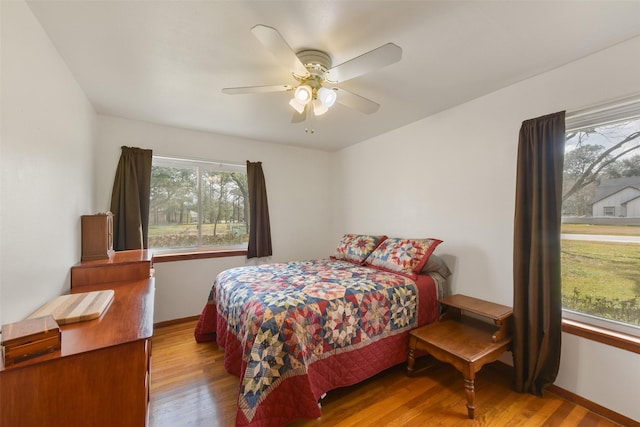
[194, 235, 450, 426]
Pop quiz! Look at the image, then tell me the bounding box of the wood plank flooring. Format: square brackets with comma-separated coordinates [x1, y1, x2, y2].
[150, 320, 621, 427]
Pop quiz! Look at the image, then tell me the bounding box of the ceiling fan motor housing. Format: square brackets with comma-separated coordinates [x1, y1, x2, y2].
[295, 50, 332, 80]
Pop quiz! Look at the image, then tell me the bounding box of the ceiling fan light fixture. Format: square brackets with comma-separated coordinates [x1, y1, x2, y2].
[317, 87, 337, 108]
[223, 25, 402, 126]
[289, 98, 306, 114]
[312, 99, 328, 116]
[294, 85, 313, 105]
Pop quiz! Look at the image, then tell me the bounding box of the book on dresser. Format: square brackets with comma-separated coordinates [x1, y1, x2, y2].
[1, 315, 61, 366]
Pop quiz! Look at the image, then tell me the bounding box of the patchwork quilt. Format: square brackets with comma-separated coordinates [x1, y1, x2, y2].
[194, 259, 440, 426]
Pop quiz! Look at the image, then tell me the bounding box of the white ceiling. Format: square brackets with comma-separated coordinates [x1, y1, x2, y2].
[26, 1, 640, 152]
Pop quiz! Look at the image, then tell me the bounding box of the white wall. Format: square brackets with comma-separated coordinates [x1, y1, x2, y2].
[0, 1, 96, 326]
[95, 115, 335, 322]
[333, 35, 640, 421]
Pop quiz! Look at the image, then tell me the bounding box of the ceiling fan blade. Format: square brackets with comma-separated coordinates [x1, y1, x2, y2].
[222, 84, 293, 95]
[335, 88, 380, 114]
[251, 25, 309, 77]
[291, 105, 307, 123]
[325, 43, 402, 83]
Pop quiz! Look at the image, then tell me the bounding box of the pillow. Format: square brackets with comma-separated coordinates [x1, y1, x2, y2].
[365, 237, 442, 276]
[333, 234, 387, 264]
[421, 254, 452, 278]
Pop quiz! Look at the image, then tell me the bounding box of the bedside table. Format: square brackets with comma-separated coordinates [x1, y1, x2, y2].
[407, 294, 513, 419]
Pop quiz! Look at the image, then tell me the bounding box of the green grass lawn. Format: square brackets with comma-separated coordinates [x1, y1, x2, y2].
[561, 240, 640, 299]
[561, 239, 640, 325]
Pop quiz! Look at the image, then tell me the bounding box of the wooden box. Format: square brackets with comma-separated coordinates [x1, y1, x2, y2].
[1, 315, 61, 366]
[81, 212, 114, 261]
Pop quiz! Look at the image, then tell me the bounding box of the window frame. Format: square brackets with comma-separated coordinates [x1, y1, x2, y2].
[562, 318, 640, 355]
[562, 95, 640, 346]
[563, 309, 640, 338]
[149, 155, 248, 254]
[152, 248, 247, 262]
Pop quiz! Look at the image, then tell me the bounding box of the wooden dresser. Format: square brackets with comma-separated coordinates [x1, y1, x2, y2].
[0, 250, 154, 427]
[71, 249, 152, 288]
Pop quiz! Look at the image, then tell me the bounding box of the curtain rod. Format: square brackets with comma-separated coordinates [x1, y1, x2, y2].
[153, 154, 245, 169]
[565, 92, 640, 119]
[565, 92, 640, 132]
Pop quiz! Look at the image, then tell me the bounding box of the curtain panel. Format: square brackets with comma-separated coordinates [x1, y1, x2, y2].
[513, 111, 565, 396]
[110, 146, 153, 251]
[246, 161, 273, 259]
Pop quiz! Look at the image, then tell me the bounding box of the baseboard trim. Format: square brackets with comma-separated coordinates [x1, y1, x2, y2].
[546, 384, 639, 427]
[493, 361, 637, 426]
[154, 315, 200, 329]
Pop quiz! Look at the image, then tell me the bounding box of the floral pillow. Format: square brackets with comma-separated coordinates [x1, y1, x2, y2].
[333, 234, 387, 264]
[365, 237, 443, 276]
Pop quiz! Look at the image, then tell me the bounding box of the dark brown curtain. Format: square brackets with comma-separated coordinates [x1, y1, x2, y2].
[513, 111, 565, 396]
[246, 161, 272, 258]
[110, 146, 153, 251]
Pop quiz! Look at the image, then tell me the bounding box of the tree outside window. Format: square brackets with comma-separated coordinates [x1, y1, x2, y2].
[149, 157, 248, 250]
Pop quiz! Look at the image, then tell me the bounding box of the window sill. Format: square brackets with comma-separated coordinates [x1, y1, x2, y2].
[562, 318, 640, 354]
[152, 249, 247, 263]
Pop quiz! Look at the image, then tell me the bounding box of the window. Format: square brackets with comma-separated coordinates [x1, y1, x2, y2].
[562, 97, 640, 337]
[149, 156, 248, 251]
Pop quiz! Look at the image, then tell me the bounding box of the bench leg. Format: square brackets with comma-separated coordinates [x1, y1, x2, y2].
[406, 343, 416, 375]
[464, 377, 476, 419]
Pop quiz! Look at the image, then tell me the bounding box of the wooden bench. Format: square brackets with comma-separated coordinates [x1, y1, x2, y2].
[407, 294, 513, 419]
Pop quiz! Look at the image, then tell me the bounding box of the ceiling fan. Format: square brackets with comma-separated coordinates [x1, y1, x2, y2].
[222, 25, 402, 122]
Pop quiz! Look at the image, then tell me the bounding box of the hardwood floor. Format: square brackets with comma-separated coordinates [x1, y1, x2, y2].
[150, 320, 621, 427]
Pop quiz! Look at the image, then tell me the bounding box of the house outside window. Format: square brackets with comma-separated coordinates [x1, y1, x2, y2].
[562, 98, 640, 337]
[149, 156, 248, 251]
